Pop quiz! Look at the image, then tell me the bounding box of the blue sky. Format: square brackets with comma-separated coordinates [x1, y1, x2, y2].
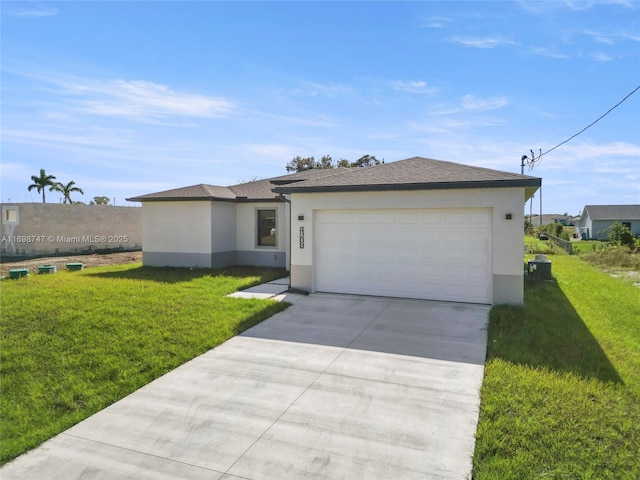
[1, 0, 638, 215]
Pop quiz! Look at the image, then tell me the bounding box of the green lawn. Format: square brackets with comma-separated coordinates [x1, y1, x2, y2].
[473, 255, 640, 478]
[524, 234, 556, 255]
[571, 240, 603, 254]
[0, 264, 288, 465]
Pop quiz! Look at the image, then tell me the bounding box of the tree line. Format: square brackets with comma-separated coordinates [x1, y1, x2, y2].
[285, 154, 383, 172]
[27, 168, 110, 205]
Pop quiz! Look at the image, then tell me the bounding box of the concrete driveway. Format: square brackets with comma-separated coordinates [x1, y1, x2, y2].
[1, 293, 489, 480]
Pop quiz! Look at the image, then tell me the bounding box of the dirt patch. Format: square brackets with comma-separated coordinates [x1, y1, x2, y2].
[600, 267, 640, 289]
[1, 251, 142, 277]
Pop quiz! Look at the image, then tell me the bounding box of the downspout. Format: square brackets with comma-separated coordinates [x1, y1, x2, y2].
[279, 193, 291, 274]
[277, 192, 309, 295]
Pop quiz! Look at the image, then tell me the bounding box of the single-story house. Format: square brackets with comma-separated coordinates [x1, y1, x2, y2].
[577, 205, 640, 240]
[529, 213, 575, 227]
[128, 157, 541, 304]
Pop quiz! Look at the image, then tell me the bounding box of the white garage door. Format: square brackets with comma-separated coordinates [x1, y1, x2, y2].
[315, 208, 492, 304]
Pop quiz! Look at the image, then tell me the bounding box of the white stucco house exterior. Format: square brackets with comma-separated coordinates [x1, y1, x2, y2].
[128, 157, 540, 304]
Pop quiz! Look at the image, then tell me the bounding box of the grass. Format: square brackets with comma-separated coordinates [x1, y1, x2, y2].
[571, 240, 603, 254]
[0, 264, 288, 465]
[524, 235, 558, 255]
[473, 255, 640, 479]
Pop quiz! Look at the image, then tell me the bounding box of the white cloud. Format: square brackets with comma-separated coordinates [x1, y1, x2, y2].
[450, 36, 517, 49]
[9, 3, 58, 17]
[65, 79, 234, 120]
[518, 0, 637, 14]
[391, 80, 438, 95]
[244, 144, 296, 160]
[591, 52, 614, 62]
[583, 29, 640, 44]
[3, 126, 134, 147]
[460, 95, 507, 112]
[286, 82, 352, 98]
[421, 16, 452, 28]
[530, 47, 570, 59]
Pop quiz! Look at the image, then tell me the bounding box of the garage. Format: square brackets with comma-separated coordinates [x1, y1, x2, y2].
[315, 208, 492, 304]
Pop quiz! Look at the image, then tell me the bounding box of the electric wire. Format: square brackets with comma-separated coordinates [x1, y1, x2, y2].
[524, 83, 640, 169]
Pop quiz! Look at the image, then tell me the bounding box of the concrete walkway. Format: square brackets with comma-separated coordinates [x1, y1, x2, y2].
[1, 289, 490, 480]
[226, 276, 290, 300]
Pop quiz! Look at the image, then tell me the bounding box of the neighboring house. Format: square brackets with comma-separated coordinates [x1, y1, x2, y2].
[128, 157, 541, 305]
[529, 213, 575, 227]
[577, 205, 640, 240]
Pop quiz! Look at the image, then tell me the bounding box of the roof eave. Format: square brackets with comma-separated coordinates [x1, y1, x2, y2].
[126, 196, 283, 203]
[274, 178, 542, 195]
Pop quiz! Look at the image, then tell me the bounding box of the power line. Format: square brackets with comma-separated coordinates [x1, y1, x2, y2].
[522, 83, 640, 172]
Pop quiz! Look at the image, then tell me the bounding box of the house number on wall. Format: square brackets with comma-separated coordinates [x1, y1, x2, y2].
[299, 226, 304, 249]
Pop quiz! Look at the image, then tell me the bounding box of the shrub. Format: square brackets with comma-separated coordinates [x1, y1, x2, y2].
[582, 245, 640, 270]
[604, 222, 636, 250]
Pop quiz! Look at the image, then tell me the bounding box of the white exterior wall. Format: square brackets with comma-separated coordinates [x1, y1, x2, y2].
[141, 200, 288, 268]
[142, 201, 213, 267]
[211, 202, 237, 252]
[289, 188, 526, 304]
[236, 202, 287, 267]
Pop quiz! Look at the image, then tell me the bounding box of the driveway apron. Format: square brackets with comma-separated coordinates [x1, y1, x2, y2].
[1, 293, 490, 480]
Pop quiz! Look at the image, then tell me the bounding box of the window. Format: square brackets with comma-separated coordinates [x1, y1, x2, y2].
[257, 209, 276, 247]
[2, 208, 18, 224]
[623, 222, 631, 230]
[5, 209, 17, 222]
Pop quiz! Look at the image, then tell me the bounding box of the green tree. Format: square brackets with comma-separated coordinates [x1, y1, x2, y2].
[27, 169, 57, 203]
[286, 156, 317, 172]
[607, 222, 634, 248]
[317, 155, 334, 169]
[285, 154, 383, 172]
[54, 180, 84, 204]
[352, 154, 383, 168]
[90, 196, 111, 205]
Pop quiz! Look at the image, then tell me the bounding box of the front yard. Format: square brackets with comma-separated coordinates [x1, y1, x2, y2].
[473, 255, 640, 478]
[3, 254, 638, 476]
[0, 264, 288, 465]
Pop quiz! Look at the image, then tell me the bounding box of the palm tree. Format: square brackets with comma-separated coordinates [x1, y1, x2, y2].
[54, 180, 84, 204]
[27, 169, 57, 203]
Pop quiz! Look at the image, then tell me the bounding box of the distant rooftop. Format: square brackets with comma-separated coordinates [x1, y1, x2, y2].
[582, 204, 640, 221]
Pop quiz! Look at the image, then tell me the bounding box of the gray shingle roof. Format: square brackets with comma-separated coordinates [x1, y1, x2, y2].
[273, 157, 541, 193]
[583, 205, 640, 221]
[127, 184, 236, 202]
[127, 156, 541, 202]
[269, 167, 351, 184]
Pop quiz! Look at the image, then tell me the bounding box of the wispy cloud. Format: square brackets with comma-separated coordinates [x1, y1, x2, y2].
[518, 0, 637, 14]
[530, 47, 570, 59]
[460, 95, 507, 111]
[427, 94, 507, 117]
[583, 29, 640, 44]
[8, 2, 58, 17]
[564, 0, 637, 11]
[3, 126, 134, 147]
[285, 81, 352, 98]
[421, 16, 452, 28]
[449, 36, 517, 49]
[391, 80, 438, 95]
[540, 141, 640, 176]
[591, 52, 614, 62]
[63, 78, 235, 121]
